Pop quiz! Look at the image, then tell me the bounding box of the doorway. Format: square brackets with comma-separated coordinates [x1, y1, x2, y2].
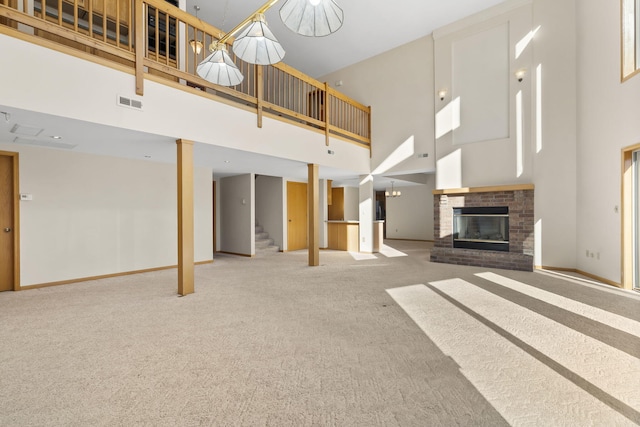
[287, 181, 307, 251]
[633, 150, 640, 290]
[0, 151, 19, 292]
[622, 144, 640, 290]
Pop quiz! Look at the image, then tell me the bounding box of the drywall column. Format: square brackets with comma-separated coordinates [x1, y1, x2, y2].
[359, 174, 374, 253]
[177, 139, 194, 296]
[319, 179, 329, 248]
[308, 164, 320, 266]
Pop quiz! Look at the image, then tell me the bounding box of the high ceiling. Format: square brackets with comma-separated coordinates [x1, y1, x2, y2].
[2, 0, 509, 188]
[186, 0, 508, 78]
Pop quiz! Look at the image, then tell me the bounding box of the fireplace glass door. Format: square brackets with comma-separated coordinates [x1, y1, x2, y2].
[453, 207, 509, 252]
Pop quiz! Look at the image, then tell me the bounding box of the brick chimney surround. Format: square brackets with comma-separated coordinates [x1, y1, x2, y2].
[431, 184, 535, 271]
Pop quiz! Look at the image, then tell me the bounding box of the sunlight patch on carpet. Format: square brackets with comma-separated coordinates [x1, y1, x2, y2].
[387, 282, 638, 426]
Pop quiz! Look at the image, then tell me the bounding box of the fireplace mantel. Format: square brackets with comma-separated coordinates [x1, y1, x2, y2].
[431, 185, 535, 271]
[433, 184, 535, 196]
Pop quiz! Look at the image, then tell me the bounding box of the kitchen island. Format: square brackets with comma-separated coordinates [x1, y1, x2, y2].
[326, 220, 384, 252]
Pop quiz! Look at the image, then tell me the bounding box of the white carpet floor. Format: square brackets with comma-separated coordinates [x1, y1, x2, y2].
[1, 241, 639, 426]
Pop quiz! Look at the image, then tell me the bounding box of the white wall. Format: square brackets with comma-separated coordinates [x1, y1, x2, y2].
[343, 187, 360, 221]
[531, 0, 578, 269]
[321, 36, 435, 175]
[220, 174, 255, 256]
[0, 143, 212, 286]
[433, 1, 535, 189]
[385, 180, 434, 241]
[255, 175, 285, 250]
[576, 0, 640, 283]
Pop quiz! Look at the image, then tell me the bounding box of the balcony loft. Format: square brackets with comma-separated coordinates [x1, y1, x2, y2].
[0, 0, 371, 149]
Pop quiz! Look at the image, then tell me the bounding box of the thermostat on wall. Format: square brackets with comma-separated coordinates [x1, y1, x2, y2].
[20, 193, 33, 201]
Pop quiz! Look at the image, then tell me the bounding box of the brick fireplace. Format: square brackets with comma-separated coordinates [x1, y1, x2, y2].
[431, 184, 534, 271]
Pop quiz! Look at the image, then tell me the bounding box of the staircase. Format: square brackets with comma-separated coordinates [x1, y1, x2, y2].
[255, 224, 280, 255]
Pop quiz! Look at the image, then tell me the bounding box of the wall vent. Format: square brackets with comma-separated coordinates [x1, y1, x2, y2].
[117, 95, 143, 111]
[417, 153, 429, 158]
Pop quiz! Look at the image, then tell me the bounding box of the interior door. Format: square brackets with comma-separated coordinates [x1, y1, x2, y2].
[287, 181, 307, 251]
[0, 153, 17, 291]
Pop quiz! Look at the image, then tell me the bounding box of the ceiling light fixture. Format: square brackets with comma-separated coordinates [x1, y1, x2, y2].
[232, 13, 285, 65]
[385, 181, 401, 198]
[197, 0, 344, 86]
[197, 42, 245, 86]
[280, 0, 344, 37]
[189, 6, 204, 54]
[190, 39, 203, 55]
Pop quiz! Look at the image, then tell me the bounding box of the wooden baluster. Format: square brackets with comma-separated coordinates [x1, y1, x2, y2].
[164, 12, 169, 66]
[116, 0, 120, 47]
[73, 0, 78, 31]
[153, 7, 158, 61]
[134, 0, 144, 95]
[256, 64, 263, 128]
[127, 0, 132, 51]
[103, 0, 107, 43]
[88, 0, 93, 37]
[324, 83, 330, 146]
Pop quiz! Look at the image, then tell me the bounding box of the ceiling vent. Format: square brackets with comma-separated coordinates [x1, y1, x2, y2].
[10, 124, 43, 136]
[13, 137, 77, 150]
[117, 95, 143, 111]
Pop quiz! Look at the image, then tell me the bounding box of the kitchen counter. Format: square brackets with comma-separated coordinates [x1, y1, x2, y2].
[326, 221, 384, 252]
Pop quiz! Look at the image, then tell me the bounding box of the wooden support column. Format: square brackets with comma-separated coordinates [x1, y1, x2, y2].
[177, 139, 194, 295]
[134, 0, 144, 95]
[308, 164, 319, 266]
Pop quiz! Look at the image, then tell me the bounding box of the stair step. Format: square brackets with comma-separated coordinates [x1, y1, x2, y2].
[255, 238, 274, 249]
[254, 224, 279, 252]
[255, 245, 280, 256]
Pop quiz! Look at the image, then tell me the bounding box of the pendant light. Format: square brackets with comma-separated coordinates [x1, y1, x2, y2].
[280, 0, 344, 37]
[232, 13, 285, 65]
[196, 42, 244, 87]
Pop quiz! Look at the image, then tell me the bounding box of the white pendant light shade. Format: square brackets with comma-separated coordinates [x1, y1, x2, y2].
[232, 14, 285, 65]
[279, 0, 344, 37]
[197, 43, 244, 87]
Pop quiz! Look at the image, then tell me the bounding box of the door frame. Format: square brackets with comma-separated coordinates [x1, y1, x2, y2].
[621, 143, 640, 290]
[1, 151, 20, 291]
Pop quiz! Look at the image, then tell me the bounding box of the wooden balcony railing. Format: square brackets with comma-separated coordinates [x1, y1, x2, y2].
[0, 0, 371, 148]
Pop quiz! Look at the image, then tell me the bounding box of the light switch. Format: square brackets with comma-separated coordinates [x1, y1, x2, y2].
[20, 193, 33, 201]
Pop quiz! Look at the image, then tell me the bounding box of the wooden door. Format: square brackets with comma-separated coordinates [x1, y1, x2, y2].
[287, 181, 307, 251]
[0, 153, 17, 292]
